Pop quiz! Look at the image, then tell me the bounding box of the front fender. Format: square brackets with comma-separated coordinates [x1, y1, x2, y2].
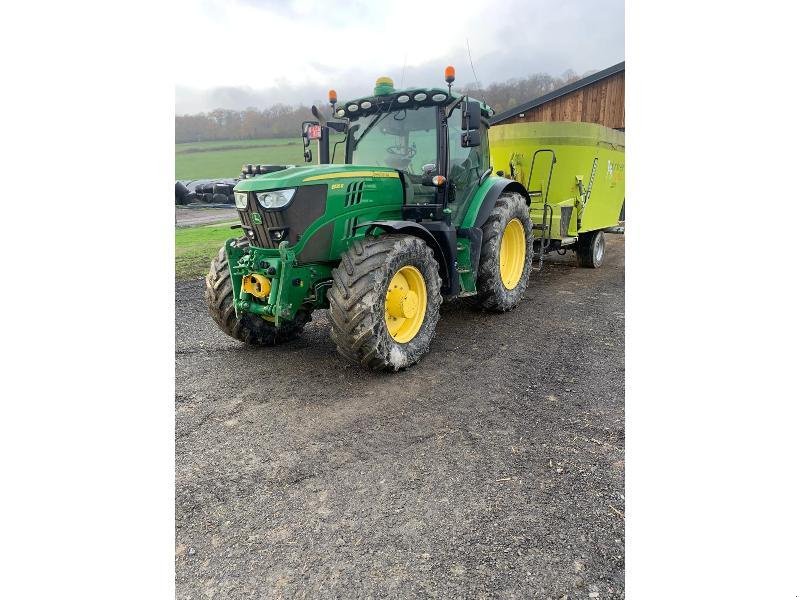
[358, 220, 457, 296]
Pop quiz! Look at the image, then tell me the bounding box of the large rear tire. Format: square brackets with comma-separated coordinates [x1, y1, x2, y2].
[327, 235, 442, 371]
[204, 243, 309, 345]
[576, 230, 605, 268]
[475, 192, 534, 311]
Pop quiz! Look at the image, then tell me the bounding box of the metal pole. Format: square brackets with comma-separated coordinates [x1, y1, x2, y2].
[319, 127, 330, 164]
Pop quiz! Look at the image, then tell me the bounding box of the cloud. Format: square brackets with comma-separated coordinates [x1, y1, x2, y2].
[175, 0, 623, 114]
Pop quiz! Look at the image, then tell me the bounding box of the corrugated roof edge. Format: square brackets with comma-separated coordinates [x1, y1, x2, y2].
[489, 61, 625, 126]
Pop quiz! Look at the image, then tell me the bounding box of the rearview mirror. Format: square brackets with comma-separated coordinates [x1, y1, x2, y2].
[461, 99, 481, 131]
[461, 130, 481, 148]
[303, 148, 312, 163]
[311, 104, 327, 125]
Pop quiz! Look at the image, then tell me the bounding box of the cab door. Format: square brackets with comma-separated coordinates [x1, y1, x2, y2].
[446, 106, 489, 222]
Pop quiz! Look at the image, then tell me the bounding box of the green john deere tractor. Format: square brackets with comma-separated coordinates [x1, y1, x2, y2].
[205, 68, 534, 370]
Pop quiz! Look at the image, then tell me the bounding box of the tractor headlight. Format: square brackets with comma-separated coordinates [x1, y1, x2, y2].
[234, 192, 248, 209]
[256, 188, 296, 210]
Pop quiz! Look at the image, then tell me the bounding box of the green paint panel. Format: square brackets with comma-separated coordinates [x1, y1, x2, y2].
[489, 121, 625, 239]
[459, 175, 508, 229]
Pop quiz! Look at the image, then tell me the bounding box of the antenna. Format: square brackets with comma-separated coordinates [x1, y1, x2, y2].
[400, 53, 407, 88]
[466, 38, 487, 104]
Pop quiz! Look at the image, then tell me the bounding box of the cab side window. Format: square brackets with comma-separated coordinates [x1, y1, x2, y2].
[447, 107, 484, 219]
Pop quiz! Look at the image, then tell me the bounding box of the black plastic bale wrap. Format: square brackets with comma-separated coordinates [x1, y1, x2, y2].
[176, 166, 292, 205]
[176, 178, 239, 205]
[175, 181, 196, 205]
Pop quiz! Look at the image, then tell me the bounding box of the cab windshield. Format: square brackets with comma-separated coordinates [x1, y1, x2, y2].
[347, 105, 438, 176]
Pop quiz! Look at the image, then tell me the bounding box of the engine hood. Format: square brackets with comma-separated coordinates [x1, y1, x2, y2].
[234, 164, 400, 192]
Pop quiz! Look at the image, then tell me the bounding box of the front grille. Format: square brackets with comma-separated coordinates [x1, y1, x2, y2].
[238, 184, 327, 249]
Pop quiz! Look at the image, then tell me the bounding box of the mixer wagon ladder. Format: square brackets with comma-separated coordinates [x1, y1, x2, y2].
[526, 149, 557, 272]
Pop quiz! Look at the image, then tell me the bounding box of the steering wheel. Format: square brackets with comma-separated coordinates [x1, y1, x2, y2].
[386, 145, 417, 159]
[402, 159, 437, 185]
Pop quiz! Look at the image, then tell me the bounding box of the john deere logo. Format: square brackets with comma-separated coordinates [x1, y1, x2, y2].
[251, 213, 263, 225]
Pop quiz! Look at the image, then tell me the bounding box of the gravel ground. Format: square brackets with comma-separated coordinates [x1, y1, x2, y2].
[175, 235, 625, 599]
[176, 206, 238, 228]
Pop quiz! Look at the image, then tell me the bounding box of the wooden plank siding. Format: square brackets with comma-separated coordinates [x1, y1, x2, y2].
[509, 71, 624, 129]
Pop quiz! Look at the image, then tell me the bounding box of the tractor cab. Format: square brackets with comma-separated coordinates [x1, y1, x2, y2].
[302, 76, 494, 224]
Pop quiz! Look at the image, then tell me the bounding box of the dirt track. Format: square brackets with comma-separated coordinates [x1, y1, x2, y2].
[176, 206, 238, 228]
[175, 235, 625, 599]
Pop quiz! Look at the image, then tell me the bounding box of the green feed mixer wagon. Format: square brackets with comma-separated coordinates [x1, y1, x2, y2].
[205, 66, 625, 371]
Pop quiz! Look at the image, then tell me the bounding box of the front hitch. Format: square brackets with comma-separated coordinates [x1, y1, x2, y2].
[225, 240, 305, 326]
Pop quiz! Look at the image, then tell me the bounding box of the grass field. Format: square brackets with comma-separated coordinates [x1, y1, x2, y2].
[175, 135, 348, 179]
[175, 223, 238, 280]
[175, 138, 304, 278]
[177, 138, 299, 151]
[174, 136, 350, 278]
[175, 137, 305, 179]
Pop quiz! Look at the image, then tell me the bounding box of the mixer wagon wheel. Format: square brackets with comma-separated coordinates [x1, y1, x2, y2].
[474, 192, 534, 312]
[327, 234, 442, 371]
[204, 242, 310, 346]
[576, 230, 606, 268]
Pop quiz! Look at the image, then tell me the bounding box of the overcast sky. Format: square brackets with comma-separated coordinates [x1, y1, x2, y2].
[175, 0, 623, 115]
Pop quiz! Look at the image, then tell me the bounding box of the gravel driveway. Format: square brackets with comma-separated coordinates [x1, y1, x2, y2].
[176, 206, 238, 228]
[175, 235, 625, 599]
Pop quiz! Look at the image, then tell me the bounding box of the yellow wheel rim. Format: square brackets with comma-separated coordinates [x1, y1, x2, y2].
[499, 218, 526, 290]
[384, 265, 427, 343]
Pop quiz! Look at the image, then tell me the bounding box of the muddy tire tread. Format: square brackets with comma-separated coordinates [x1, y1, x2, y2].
[327, 235, 442, 371]
[474, 192, 534, 312]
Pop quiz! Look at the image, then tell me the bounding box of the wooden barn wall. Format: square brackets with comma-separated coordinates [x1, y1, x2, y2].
[509, 71, 625, 129]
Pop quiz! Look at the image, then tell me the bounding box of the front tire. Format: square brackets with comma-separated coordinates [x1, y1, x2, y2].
[475, 191, 534, 311]
[327, 235, 442, 371]
[576, 230, 605, 268]
[204, 243, 309, 345]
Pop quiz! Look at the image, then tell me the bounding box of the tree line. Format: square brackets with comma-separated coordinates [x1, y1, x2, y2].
[464, 70, 583, 114]
[175, 104, 314, 143]
[175, 70, 586, 143]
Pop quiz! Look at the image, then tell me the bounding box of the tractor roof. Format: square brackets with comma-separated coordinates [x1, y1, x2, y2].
[335, 87, 494, 121]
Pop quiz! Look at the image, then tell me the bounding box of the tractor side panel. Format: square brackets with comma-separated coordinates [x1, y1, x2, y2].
[292, 174, 405, 264]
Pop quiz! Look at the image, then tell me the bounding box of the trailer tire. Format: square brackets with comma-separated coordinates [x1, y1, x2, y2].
[474, 191, 534, 312]
[204, 242, 309, 346]
[327, 235, 442, 371]
[576, 230, 605, 268]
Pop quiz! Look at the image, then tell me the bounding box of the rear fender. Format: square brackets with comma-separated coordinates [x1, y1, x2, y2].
[460, 177, 530, 230]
